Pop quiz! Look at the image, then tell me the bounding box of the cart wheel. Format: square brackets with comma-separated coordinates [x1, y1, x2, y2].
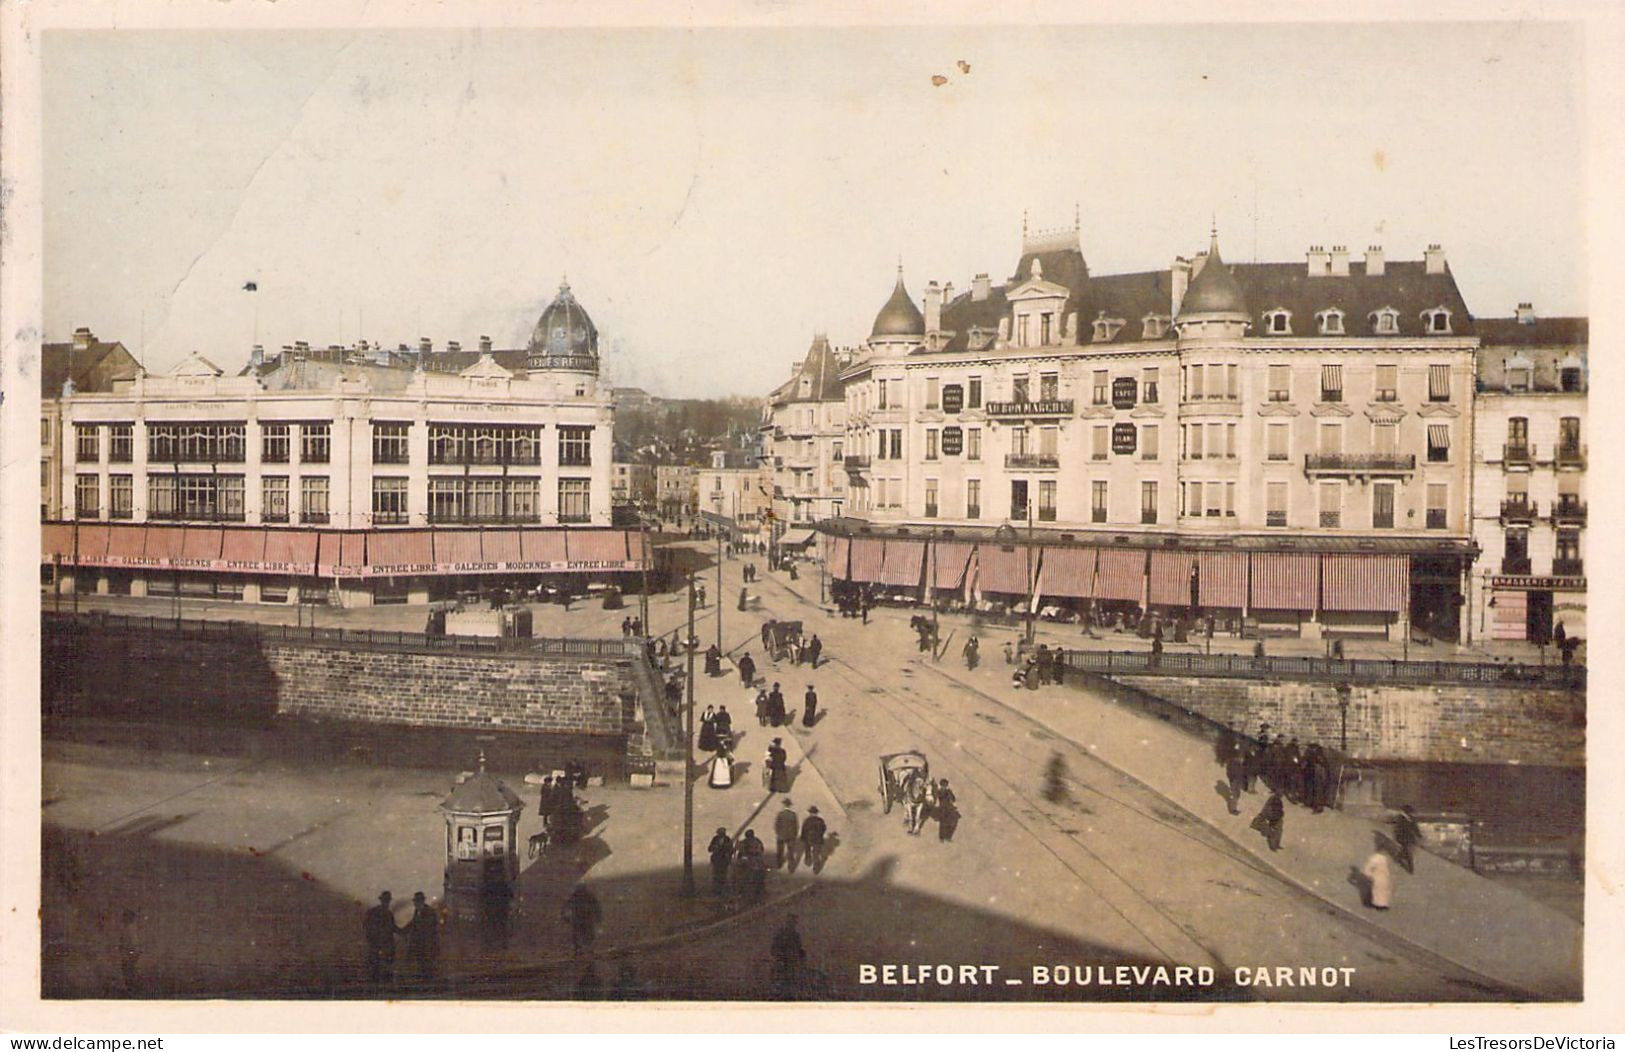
[880, 783, 892, 814]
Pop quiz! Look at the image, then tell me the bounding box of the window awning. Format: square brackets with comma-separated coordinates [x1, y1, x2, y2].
[264, 529, 318, 572]
[106, 525, 147, 562]
[221, 528, 266, 564]
[1427, 424, 1450, 449]
[568, 530, 630, 565]
[929, 541, 975, 592]
[70, 524, 112, 563]
[481, 530, 523, 566]
[178, 527, 221, 563]
[1249, 553, 1319, 611]
[1037, 547, 1095, 599]
[1148, 550, 1195, 606]
[433, 530, 483, 568]
[848, 537, 886, 583]
[824, 535, 851, 579]
[1197, 551, 1249, 609]
[522, 530, 569, 563]
[976, 544, 1033, 596]
[41, 523, 71, 561]
[1321, 364, 1342, 392]
[368, 530, 434, 574]
[338, 533, 367, 575]
[1095, 549, 1147, 603]
[878, 539, 925, 587]
[778, 528, 817, 548]
[1429, 365, 1451, 401]
[1322, 554, 1408, 614]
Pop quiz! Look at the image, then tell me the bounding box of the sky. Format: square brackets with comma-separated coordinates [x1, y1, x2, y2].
[42, 22, 1586, 398]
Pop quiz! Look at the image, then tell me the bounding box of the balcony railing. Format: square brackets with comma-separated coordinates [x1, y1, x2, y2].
[1500, 498, 1537, 523]
[1503, 443, 1532, 465]
[843, 456, 870, 472]
[1426, 509, 1448, 530]
[1554, 444, 1586, 468]
[1266, 511, 1287, 527]
[985, 399, 1074, 418]
[1319, 511, 1341, 528]
[1005, 453, 1060, 470]
[1305, 453, 1416, 474]
[1141, 510, 1158, 525]
[1552, 558, 1584, 577]
[1501, 557, 1532, 575]
[966, 506, 980, 520]
[1038, 507, 1057, 522]
[1551, 498, 1587, 524]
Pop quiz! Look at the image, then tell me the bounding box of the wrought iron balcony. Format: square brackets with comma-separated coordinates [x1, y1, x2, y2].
[1501, 556, 1532, 575]
[1503, 443, 1532, 466]
[842, 456, 870, 472]
[1005, 453, 1060, 470]
[1552, 558, 1584, 577]
[985, 399, 1074, 418]
[1499, 498, 1537, 523]
[1554, 444, 1586, 469]
[1551, 498, 1587, 524]
[1304, 453, 1416, 475]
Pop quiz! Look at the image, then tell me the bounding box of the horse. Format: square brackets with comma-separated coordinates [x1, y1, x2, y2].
[900, 767, 931, 835]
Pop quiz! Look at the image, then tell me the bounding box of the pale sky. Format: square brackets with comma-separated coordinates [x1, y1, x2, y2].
[43, 22, 1585, 397]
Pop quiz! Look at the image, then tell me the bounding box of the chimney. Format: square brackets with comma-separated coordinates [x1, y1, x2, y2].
[249, 345, 265, 369]
[419, 337, 433, 355]
[923, 281, 942, 334]
[1171, 256, 1192, 316]
[295, 340, 310, 354]
[447, 340, 462, 354]
[1306, 245, 1331, 277]
[943, 281, 954, 305]
[1424, 243, 1447, 275]
[1330, 245, 1350, 276]
[1365, 245, 1385, 277]
[71, 326, 95, 350]
[972, 273, 991, 301]
[1516, 301, 1536, 325]
[479, 335, 492, 354]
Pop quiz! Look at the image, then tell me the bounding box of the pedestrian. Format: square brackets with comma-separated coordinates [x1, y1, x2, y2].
[799, 805, 828, 873]
[934, 779, 959, 842]
[698, 705, 718, 752]
[402, 891, 440, 981]
[705, 643, 722, 677]
[1362, 850, 1393, 909]
[738, 651, 756, 688]
[1284, 737, 1304, 803]
[1304, 743, 1332, 814]
[774, 800, 800, 871]
[768, 682, 786, 727]
[963, 634, 980, 671]
[768, 737, 790, 794]
[1224, 749, 1246, 815]
[1254, 791, 1285, 852]
[362, 891, 401, 983]
[1004, 640, 1015, 666]
[707, 827, 734, 894]
[808, 635, 822, 669]
[1242, 739, 1262, 794]
[861, 595, 870, 625]
[735, 830, 767, 902]
[802, 685, 819, 727]
[770, 914, 807, 996]
[563, 884, 602, 955]
[762, 620, 775, 650]
[538, 774, 558, 827]
[697, 584, 706, 608]
[1149, 634, 1163, 668]
[1035, 644, 1051, 684]
[713, 704, 733, 744]
[117, 908, 141, 994]
[738, 586, 749, 612]
[755, 689, 770, 727]
[1393, 806, 1422, 873]
[707, 742, 734, 789]
[1042, 752, 1070, 803]
[1252, 639, 1267, 668]
[621, 617, 631, 638]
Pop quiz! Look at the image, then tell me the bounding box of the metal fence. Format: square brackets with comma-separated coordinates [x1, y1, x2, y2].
[41, 610, 646, 660]
[1062, 647, 1584, 688]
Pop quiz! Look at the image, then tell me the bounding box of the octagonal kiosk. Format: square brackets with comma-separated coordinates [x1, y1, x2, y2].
[440, 754, 525, 928]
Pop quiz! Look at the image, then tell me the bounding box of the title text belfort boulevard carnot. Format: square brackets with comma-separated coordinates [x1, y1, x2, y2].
[856, 964, 1358, 988]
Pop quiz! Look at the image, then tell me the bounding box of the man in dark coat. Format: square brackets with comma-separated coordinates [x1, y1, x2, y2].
[735, 830, 767, 902]
[773, 800, 800, 871]
[807, 635, 823, 669]
[713, 705, 733, 744]
[705, 643, 722, 677]
[1224, 747, 1247, 815]
[362, 891, 401, 983]
[934, 779, 959, 842]
[768, 683, 787, 727]
[707, 827, 734, 895]
[402, 891, 440, 981]
[770, 914, 807, 996]
[755, 689, 770, 727]
[761, 620, 775, 650]
[1255, 792, 1285, 851]
[563, 884, 602, 955]
[738, 652, 756, 687]
[799, 806, 828, 873]
[1283, 737, 1304, 802]
[1394, 805, 1422, 873]
[1304, 743, 1332, 813]
[802, 686, 819, 727]
[767, 738, 790, 794]
[1035, 644, 1051, 685]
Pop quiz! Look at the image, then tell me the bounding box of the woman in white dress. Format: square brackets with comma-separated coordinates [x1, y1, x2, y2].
[708, 745, 734, 789]
[1362, 850, 1392, 909]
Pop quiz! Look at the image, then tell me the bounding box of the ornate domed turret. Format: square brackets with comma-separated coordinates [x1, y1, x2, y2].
[527, 280, 599, 368]
[1178, 232, 1248, 318]
[870, 266, 926, 341]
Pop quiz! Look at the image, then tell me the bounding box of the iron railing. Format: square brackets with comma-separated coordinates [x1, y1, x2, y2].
[1062, 648, 1584, 688]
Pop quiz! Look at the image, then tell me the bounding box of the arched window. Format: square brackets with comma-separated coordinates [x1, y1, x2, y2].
[1316, 309, 1345, 335]
[1264, 309, 1292, 335]
[1422, 307, 1453, 334]
[1370, 308, 1400, 335]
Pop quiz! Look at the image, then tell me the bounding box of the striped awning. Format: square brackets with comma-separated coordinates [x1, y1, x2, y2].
[146, 527, 185, 562]
[1148, 550, 1195, 607]
[1250, 553, 1319, 611]
[369, 530, 434, 570]
[180, 527, 223, 563]
[106, 525, 146, 561]
[824, 535, 851, 579]
[72, 524, 112, 562]
[848, 537, 886, 583]
[879, 539, 925, 587]
[221, 528, 266, 564]
[481, 531, 522, 565]
[338, 533, 367, 574]
[522, 530, 568, 563]
[435, 530, 483, 566]
[568, 530, 628, 564]
[264, 529, 317, 571]
[977, 545, 1033, 596]
[1038, 547, 1095, 599]
[1322, 554, 1409, 614]
[1321, 363, 1342, 393]
[1197, 551, 1248, 609]
[1095, 548, 1147, 603]
[930, 542, 975, 591]
[1429, 364, 1451, 401]
[41, 523, 71, 560]
[1427, 424, 1450, 450]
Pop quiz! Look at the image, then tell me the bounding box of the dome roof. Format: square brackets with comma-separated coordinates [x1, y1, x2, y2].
[1179, 234, 1248, 317]
[870, 267, 925, 339]
[529, 280, 599, 358]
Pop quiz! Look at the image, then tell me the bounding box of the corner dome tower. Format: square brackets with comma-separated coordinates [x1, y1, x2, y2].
[527, 280, 599, 368]
[869, 266, 926, 342]
[1178, 232, 1248, 318]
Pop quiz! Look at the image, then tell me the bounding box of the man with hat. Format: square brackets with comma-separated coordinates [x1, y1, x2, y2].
[799, 805, 828, 874]
[707, 827, 735, 895]
[402, 891, 440, 980]
[767, 737, 790, 794]
[362, 891, 402, 983]
[773, 799, 800, 871]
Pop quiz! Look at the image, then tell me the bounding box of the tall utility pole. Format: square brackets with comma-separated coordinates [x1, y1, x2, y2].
[715, 529, 724, 652]
[682, 573, 697, 896]
[1025, 503, 1036, 646]
[638, 518, 651, 635]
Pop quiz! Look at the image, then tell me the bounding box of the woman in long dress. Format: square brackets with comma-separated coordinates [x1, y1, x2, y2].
[698, 706, 718, 752]
[708, 745, 734, 789]
[1362, 851, 1392, 909]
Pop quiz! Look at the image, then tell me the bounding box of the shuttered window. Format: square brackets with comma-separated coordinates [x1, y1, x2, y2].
[1320, 364, 1343, 402]
[1427, 424, 1450, 463]
[1428, 364, 1451, 402]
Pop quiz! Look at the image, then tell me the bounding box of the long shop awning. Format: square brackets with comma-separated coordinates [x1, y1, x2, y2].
[929, 542, 976, 592]
[522, 529, 569, 565]
[41, 524, 71, 561]
[824, 535, 851, 579]
[366, 530, 435, 577]
[1038, 547, 1096, 599]
[144, 525, 185, 563]
[1094, 549, 1148, 603]
[105, 525, 147, 564]
[848, 537, 886, 583]
[178, 527, 224, 567]
[568, 530, 630, 566]
[1250, 553, 1319, 612]
[878, 539, 925, 588]
[481, 530, 524, 567]
[433, 530, 485, 570]
[1198, 551, 1249, 609]
[221, 528, 267, 566]
[977, 544, 1035, 596]
[263, 529, 318, 575]
[1148, 551, 1195, 607]
[1322, 554, 1408, 614]
[778, 528, 817, 549]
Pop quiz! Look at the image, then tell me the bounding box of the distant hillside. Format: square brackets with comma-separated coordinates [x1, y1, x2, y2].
[613, 392, 761, 465]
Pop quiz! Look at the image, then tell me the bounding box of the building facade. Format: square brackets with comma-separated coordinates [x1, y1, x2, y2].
[761, 333, 850, 527]
[831, 225, 1479, 642]
[1469, 306, 1587, 642]
[696, 449, 772, 535]
[46, 283, 647, 606]
[41, 328, 142, 520]
[611, 461, 657, 508]
[655, 465, 698, 519]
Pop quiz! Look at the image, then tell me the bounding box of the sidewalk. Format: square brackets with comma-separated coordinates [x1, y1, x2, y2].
[923, 657, 1583, 1000]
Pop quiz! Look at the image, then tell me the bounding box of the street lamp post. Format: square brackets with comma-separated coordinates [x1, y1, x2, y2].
[681, 573, 697, 896]
[1024, 503, 1036, 646]
[715, 529, 724, 652]
[638, 515, 651, 635]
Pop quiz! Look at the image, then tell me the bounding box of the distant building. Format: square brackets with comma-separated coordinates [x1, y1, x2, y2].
[611, 461, 657, 507]
[696, 450, 771, 534]
[761, 333, 850, 528]
[45, 282, 648, 607]
[655, 465, 698, 519]
[40, 328, 141, 519]
[1470, 305, 1587, 642]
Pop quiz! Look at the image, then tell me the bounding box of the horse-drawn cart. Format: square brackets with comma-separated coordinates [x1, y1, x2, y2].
[877, 750, 930, 815]
[763, 619, 804, 662]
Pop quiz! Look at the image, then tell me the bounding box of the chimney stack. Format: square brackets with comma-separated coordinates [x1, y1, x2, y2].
[72, 326, 94, 351]
[1365, 245, 1385, 277]
[479, 335, 492, 354]
[447, 340, 462, 354]
[972, 273, 991, 301]
[923, 281, 943, 335]
[419, 337, 433, 355]
[1330, 246, 1350, 276]
[943, 281, 954, 305]
[249, 345, 265, 369]
[1516, 301, 1536, 325]
[1171, 257, 1192, 316]
[1424, 244, 1447, 275]
[1306, 245, 1331, 277]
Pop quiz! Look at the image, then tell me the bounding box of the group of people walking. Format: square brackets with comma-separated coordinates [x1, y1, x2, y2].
[362, 890, 441, 983]
[1221, 727, 1337, 819]
[707, 800, 831, 901]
